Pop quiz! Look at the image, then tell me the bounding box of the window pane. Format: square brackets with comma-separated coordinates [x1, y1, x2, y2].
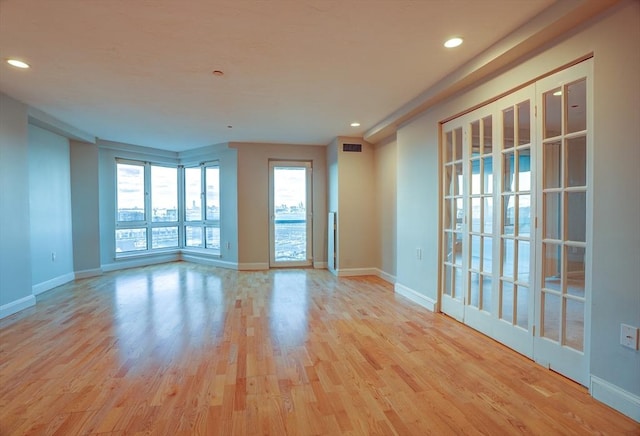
[503, 194, 515, 235]
[444, 231, 454, 262]
[471, 120, 480, 157]
[542, 291, 561, 341]
[482, 274, 492, 313]
[517, 148, 531, 191]
[544, 192, 562, 240]
[566, 246, 586, 297]
[482, 116, 493, 154]
[116, 228, 147, 252]
[185, 226, 203, 247]
[517, 240, 530, 283]
[151, 166, 177, 222]
[565, 298, 584, 351]
[185, 167, 202, 221]
[454, 127, 463, 160]
[471, 235, 481, 270]
[503, 152, 515, 192]
[543, 243, 562, 292]
[544, 88, 562, 138]
[482, 236, 492, 273]
[444, 265, 452, 296]
[470, 272, 480, 307]
[516, 285, 528, 329]
[453, 266, 463, 300]
[543, 141, 562, 188]
[471, 160, 481, 195]
[503, 107, 514, 149]
[502, 239, 514, 278]
[501, 281, 514, 323]
[567, 136, 586, 187]
[517, 100, 530, 145]
[567, 79, 586, 133]
[445, 131, 453, 163]
[483, 197, 493, 234]
[206, 226, 220, 251]
[518, 194, 530, 237]
[483, 157, 493, 194]
[471, 197, 481, 233]
[205, 167, 220, 221]
[566, 192, 586, 242]
[152, 227, 178, 249]
[454, 163, 464, 196]
[445, 165, 454, 197]
[117, 163, 145, 222]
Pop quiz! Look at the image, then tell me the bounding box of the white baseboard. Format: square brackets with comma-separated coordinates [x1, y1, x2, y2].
[0, 295, 36, 319]
[182, 254, 238, 270]
[74, 268, 103, 279]
[237, 262, 269, 271]
[394, 282, 437, 312]
[314, 261, 328, 269]
[102, 253, 179, 272]
[590, 375, 640, 422]
[335, 267, 378, 277]
[32, 272, 75, 296]
[376, 269, 396, 284]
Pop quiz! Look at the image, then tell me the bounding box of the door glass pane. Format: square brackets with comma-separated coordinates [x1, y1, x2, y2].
[471, 235, 481, 270]
[543, 243, 562, 292]
[566, 192, 586, 242]
[567, 136, 587, 187]
[116, 163, 145, 222]
[471, 121, 480, 157]
[565, 299, 584, 351]
[445, 232, 454, 262]
[483, 197, 493, 233]
[185, 226, 203, 247]
[567, 79, 586, 133]
[445, 166, 454, 197]
[453, 232, 463, 265]
[482, 237, 493, 273]
[502, 239, 515, 278]
[205, 167, 220, 221]
[151, 227, 178, 249]
[184, 167, 202, 221]
[444, 265, 452, 296]
[542, 291, 561, 341]
[273, 166, 307, 262]
[445, 131, 453, 163]
[516, 285, 528, 329]
[454, 267, 464, 299]
[454, 128, 463, 160]
[518, 195, 531, 237]
[566, 246, 586, 297]
[503, 152, 515, 191]
[544, 192, 562, 240]
[517, 149, 531, 191]
[503, 195, 515, 235]
[517, 100, 530, 145]
[470, 272, 480, 307]
[544, 88, 562, 138]
[115, 228, 147, 252]
[483, 157, 493, 194]
[471, 197, 481, 233]
[482, 275, 492, 312]
[151, 166, 177, 222]
[543, 141, 561, 188]
[471, 160, 481, 195]
[454, 163, 464, 196]
[503, 107, 514, 149]
[444, 199, 453, 229]
[501, 281, 514, 323]
[483, 116, 493, 154]
[517, 240, 530, 283]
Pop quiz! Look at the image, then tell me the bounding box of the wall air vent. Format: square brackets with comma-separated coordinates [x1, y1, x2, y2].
[343, 143, 362, 152]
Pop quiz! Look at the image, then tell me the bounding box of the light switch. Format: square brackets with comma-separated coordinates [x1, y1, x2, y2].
[620, 324, 639, 350]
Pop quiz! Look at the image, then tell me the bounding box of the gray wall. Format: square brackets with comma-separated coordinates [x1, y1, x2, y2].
[70, 141, 101, 275]
[374, 136, 397, 280]
[28, 125, 74, 291]
[0, 93, 33, 312]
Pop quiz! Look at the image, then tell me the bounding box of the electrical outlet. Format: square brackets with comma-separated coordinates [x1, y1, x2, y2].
[620, 324, 639, 350]
[416, 248, 422, 260]
[51, 252, 56, 262]
[226, 242, 231, 250]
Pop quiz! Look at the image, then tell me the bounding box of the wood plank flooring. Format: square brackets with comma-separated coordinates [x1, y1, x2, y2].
[0, 261, 637, 435]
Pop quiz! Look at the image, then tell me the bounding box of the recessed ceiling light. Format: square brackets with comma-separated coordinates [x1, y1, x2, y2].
[350, 122, 361, 127]
[212, 70, 224, 77]
[7, 59, 30, 69]
[444, 37, 463, 48]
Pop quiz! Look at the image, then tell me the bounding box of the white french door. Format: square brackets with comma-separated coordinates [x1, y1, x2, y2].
[269, 161, 313, 267]
[440, 60, 592, 385]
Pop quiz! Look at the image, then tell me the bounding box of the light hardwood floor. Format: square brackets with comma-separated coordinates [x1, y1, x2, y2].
[0, 262, 637, 435]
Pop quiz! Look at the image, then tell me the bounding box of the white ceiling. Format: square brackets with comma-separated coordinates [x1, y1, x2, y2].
[0, 0, 598, 152]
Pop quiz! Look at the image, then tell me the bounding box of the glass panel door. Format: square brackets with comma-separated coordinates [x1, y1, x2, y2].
[534, 60, 591, 386]
[269, 161, 313, 267]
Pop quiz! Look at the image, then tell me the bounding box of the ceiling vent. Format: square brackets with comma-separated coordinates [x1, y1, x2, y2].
[343, 143, 362, 152]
